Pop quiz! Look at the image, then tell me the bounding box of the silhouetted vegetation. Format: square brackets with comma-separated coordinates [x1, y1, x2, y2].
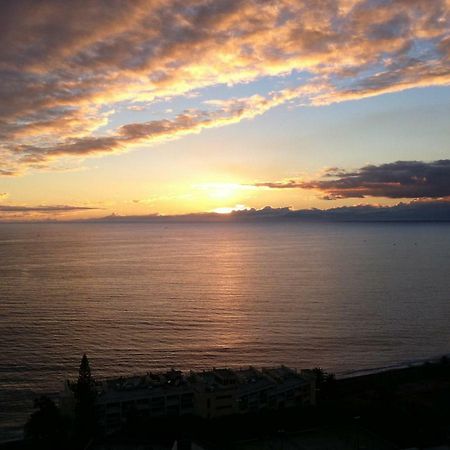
[24, 396, 67, 449]
[19, 354, 98, 450]
[312, 367, 336, 399]
[73, 354, 97, 447]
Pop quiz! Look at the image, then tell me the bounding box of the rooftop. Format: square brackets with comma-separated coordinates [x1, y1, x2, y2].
[95, 366, 310, 402]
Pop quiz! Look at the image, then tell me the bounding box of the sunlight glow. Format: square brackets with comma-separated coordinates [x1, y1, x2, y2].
[196, 183, 246, 200]
[212, 204, 248, 214]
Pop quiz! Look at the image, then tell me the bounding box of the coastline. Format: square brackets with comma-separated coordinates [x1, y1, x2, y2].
[337, 352, 450, 379]
[1, 354, 449, 449]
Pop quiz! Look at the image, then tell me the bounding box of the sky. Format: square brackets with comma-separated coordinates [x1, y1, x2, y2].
[0, 0, 449, 221]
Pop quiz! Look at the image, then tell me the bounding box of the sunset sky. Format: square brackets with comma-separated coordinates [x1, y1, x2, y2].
[0, 0, 449, 220]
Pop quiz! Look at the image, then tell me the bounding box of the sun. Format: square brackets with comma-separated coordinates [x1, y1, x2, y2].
[193, 183, 254, 213]
[209, 183, 240, 199]
[196, 183, 242, 200]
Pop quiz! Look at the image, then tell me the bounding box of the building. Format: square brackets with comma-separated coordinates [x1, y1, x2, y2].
[62, 366, 316, 434]
[191, 366, 316, 419]
[95, 369, 195, 431]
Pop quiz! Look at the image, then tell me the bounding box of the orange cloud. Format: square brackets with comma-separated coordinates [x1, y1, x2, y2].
[0, 0, 449, 175]
[9, 86, 321, 171]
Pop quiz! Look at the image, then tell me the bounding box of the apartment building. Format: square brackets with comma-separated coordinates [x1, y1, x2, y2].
[62, 366, 316, 433]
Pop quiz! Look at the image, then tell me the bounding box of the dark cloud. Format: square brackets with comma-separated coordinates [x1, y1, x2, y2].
[255, 160, 450, 200]
[254, 180, 306, 189]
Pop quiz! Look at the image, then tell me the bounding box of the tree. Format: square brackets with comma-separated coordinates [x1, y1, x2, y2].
[76, 354, 94, 397]
[25, 396, 67, 448]
[74, 354, 97, 444]
[312, 367, 325, 387]
[312, 367, 336, 399]
[325, 372, 336, 384]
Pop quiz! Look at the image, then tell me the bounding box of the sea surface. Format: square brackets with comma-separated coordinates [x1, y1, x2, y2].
[1, 222, 450, 441]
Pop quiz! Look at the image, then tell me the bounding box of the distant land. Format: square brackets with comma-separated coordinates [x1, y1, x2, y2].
[2, 200, 450, 224]
[72, 201, 450, 223]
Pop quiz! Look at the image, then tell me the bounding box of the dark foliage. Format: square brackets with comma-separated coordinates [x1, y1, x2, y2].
[24, 396, 67, 449]
[73, 354, 97, 445]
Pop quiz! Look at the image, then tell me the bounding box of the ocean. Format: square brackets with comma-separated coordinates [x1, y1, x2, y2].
[1, 222, 450, 441]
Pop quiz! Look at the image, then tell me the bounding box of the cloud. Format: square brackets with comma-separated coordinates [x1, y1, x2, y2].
[0, 204, 99, 213]
[253, 160, 450, 200]
[8, 87, 317, 170]
[0, 0, 449, 175]
[0, 192, 8, 200]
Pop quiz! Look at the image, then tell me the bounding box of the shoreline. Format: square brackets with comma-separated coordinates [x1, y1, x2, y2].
[336, 352, 450, 379]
